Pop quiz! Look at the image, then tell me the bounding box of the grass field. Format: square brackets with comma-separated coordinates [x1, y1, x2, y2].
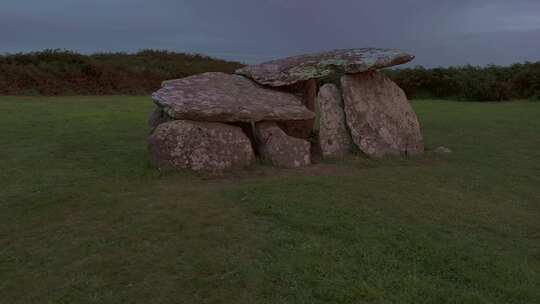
[1, 96, 539, 303]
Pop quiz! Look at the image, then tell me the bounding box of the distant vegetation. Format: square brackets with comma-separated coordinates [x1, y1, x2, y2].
[1, 49, 539, 101]
[0, 49, 243, 95]
[385, 63, 540, 101]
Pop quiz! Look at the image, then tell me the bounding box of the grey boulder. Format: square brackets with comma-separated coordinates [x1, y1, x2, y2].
[152, 72, 315, 123]
[255, 122, 311, 168]
[148, 120, 255, 172]
[341, 71, 424, 157]
[236, 48, 414, 87]
[317, 83, 352, 159]
[434, 146, 452, 154]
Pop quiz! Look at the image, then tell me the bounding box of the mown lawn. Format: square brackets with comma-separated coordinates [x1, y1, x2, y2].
[1, 96, 539, 303]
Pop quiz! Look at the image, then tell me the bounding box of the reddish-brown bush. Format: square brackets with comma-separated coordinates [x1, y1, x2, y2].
[0, 49, 243, 95]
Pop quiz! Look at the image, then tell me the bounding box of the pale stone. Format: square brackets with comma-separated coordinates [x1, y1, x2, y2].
[148, 120, 255, 172]
[255, 122, 311, 168]
[152, 72, 315, 123]
[341, 71, 424, 157]
[434, 146, 452, 154]
[236, 48, 414, 87]
[317, 83, 352, 158]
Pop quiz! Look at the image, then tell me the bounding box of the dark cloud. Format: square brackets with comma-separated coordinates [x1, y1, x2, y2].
[1, 0, 539, 66]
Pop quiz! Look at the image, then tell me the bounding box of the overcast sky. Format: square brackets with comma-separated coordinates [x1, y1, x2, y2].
[1, 0, 539, 66]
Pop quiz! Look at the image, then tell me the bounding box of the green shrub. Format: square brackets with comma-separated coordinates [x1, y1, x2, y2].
[384, 62, 540, 101]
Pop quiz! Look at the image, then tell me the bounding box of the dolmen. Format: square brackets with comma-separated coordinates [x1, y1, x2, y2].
[148, 48, 424, 173]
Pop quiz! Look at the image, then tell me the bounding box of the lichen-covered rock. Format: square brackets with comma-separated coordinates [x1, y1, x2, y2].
[236, 48, 414, 87]
[148, 107, 172, 132]
[341, 71, 424, 157]
[278, 79, 317, 139]
[317, 83, 352, 158]
[255, 122, 311, 168]
[148, 120, 255, 172]
[152, 72, 315, 123]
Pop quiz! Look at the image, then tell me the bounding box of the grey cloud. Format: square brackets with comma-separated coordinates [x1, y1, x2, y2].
[0, 0, 539, 66]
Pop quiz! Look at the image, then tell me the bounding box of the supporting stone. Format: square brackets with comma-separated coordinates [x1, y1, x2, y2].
[148, 120, 255, 172]
[341, 71, 424, 157]
[255, 122, 311, 168]
[317, 83, 352, 158]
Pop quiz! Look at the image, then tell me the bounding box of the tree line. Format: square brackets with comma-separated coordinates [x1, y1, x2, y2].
[0, 49, 242, 95]
[1, 49, 539, 101]
[384, 63, 540, 101]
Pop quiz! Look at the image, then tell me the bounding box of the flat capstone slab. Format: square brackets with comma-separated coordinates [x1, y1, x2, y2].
[152, 72, 315, 123]
[236, 48, 414, 86]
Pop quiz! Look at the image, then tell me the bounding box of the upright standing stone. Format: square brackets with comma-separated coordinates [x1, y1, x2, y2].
[255, 122, 311, 168]
[148, 120, 255, 172]
[278, 79, 317, 139]
[341, 71, 424, 157]
[317, 83, 352, 158]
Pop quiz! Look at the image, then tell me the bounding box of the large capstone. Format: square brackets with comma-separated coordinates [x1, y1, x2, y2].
[317, 83, 352, 159]
[341, 71, 424, 157]
[255, 122, 311, 168]
[236, 48, 414, 87]
[148, 120, 255, 172]
[152, 72, 315, 123]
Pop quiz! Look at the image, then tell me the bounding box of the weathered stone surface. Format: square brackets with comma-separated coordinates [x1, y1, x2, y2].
[341, 71, 424, 157]
[148, 107, 172, 132]
[236, 48, 414, 87]
[255, 122, 311, 168]
[152, 72, 315, 123]
[317, 83, 352, 158]
[148, 120, 255, 172]
[278, 79, 318, 139]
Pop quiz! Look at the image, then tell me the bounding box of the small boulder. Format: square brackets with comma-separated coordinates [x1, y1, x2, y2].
[341, 71, 424, 157]
[434, 146, 452, 154]
[317, 83, 352, 158]
[152, 72, 315, 123]
[255, 122, 311, 168]
[236, 48, 414, 87]
[148, 120, 255, 172]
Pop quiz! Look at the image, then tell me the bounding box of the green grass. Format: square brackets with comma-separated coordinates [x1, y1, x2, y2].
[1, 96, 539, 303]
